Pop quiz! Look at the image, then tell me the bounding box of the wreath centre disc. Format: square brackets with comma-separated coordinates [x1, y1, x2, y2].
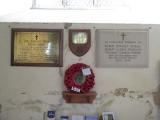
[74, 72, 85, 85]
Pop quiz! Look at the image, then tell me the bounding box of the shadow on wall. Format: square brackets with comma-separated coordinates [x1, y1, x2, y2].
[157, 61, 160, 118]
[158, 61, 160, 91]
[0, 104, 1, 113]
[153, 61, 160, 120]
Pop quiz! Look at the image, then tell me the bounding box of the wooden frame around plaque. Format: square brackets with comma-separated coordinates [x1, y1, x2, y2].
[11, 28, 63, 67]
[69, 29, 91, 57]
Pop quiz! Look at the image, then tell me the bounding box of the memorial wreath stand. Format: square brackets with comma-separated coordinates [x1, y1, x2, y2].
[63, 63, 96, 103]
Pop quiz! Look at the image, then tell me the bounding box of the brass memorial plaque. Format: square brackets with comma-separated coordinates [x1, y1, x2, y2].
[11, 29, 63, 67]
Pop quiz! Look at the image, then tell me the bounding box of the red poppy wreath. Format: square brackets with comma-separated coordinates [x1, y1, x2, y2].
[64, 63, 95, 93]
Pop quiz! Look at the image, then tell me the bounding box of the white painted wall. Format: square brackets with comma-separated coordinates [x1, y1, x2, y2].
[0, 22, 159, 120]
[1, 0, 160, 24]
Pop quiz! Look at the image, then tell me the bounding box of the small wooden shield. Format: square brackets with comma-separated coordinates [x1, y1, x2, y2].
[69, 29, 91, 57]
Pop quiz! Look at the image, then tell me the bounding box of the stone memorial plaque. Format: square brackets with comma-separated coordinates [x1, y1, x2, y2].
[95, 29, 148, 67]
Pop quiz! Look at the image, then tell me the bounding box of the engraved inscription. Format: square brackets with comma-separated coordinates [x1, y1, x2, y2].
[105, 40, 141, 62]
[14, 32, 60, 63]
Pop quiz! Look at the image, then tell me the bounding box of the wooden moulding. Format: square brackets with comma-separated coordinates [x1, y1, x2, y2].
[153, 92, 160, 105]
[63, 91, 97, 103]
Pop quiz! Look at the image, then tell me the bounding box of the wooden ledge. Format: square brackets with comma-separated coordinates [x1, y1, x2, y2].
[153, 92, 160, 105]
[63, 91, 97, 103]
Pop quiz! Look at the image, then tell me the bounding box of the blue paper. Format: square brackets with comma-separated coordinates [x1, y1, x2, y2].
[47, 111, 55, 118]
[85, 115, 98, 120]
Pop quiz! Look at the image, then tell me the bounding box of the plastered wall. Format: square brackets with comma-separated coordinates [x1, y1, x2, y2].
[0, 23, 160, 120]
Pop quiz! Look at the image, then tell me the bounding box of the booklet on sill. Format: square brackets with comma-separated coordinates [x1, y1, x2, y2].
[72, 115, 84, 120]
[102, 112, 115, 120]
[85, 115, 98, 120]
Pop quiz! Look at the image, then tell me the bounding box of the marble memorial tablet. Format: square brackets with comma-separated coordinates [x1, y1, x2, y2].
[95, 29, 148, 68]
